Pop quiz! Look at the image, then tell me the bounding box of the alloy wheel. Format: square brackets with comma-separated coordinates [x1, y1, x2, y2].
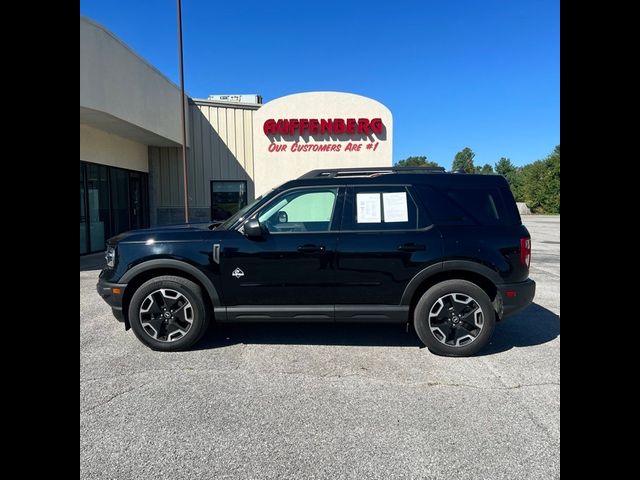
[139, 288, 194, 342]
[428, 293, 484, 347]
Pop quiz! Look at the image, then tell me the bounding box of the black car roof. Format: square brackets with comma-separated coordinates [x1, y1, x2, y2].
[277, 167, 509, 190]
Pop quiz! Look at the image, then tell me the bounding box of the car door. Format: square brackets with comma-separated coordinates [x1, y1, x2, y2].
[218, 186, 344, 320]
[334, 185, 442, 312]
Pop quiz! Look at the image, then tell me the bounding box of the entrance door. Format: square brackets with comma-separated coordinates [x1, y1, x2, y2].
[218, 187, 343, 311]
[86, 163, 111, 252]
[129, 173, 143, 230]
[80, 163, 88, 254]
[80, 161, 150, 254]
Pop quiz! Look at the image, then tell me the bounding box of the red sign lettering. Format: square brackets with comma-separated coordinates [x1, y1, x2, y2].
[263, 118, 384, 136]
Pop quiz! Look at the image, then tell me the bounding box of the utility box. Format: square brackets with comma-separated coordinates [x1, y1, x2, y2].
[207, 94, 262, 104]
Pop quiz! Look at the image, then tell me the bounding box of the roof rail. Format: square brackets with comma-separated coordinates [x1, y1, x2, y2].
[299, 166, 446, 179]
[392, 166, 446, 174]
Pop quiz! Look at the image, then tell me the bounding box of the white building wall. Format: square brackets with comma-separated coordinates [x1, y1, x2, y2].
[253, 92, 393, 196]
[80, 124, 148, 172]
[80, 16, 184, 146]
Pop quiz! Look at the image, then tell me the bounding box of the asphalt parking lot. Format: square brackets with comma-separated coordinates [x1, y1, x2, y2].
[80, 215, 559, 480]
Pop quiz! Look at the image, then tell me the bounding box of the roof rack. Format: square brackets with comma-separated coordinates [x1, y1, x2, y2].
[299, 166, 446, 179]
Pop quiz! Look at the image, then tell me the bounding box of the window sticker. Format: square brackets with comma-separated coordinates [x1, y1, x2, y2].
[382, 192, 408, 222]
[356, 193, 382, 223]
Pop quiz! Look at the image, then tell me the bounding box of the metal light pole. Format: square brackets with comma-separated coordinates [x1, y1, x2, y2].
[177, 0, 189, 222]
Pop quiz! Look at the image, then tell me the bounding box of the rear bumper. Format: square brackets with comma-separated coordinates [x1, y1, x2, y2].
[96, 278, 128, 323]
[496, 279, 536, 319]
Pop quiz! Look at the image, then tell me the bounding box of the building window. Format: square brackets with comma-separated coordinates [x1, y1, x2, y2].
[80, 161, 149, 254]
[211, 181, 248, 221]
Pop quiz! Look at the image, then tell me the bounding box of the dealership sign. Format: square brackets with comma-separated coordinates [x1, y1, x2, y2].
[263, 116, 387, 154]
[263, 117, 385, 152]
[253, 91, 393, 195]
[263, 118, 384, 136]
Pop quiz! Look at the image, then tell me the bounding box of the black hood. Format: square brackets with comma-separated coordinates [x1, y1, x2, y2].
[107, 222, 216, 245]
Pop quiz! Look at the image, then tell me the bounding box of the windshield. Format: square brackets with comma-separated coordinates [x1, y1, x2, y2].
[213, 193, 266, 230]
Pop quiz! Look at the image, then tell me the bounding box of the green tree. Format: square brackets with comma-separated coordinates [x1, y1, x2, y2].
[521, 145, 560, 214]
[452, 147, 476, 173]
[494, 157, 522, 200]
[395, 156, 440, 168]
[495, 157, 516, 176]
[475, 163, 494, 174]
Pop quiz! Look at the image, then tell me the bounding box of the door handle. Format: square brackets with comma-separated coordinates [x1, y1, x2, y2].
[398, 243, 426, 252]
[297, 244, 326, 253]
[213, 243, 220, 264]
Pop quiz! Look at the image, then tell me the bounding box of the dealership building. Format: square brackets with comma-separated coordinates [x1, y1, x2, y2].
[80, 16, 393, 254]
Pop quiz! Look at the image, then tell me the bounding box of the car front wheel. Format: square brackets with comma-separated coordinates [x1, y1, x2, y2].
[414, 279, 495, 357]
[128, 275, 209, 351]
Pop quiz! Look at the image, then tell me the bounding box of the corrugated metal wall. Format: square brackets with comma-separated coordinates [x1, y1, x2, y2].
[149, 100, 259, 225]
[148, 146, 184, 225]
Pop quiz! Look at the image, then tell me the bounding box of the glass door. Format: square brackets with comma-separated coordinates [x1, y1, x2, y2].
[129, 173, 142, 230]
[80, 161, 150, 254]
[110, 168, 130, 236]
[80, 163, 88, 254]
[87, 164, 111, 252]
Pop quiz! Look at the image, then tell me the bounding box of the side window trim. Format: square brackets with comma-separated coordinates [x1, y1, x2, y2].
[330, 187, 346, 231]
[406, 185, 432, 228]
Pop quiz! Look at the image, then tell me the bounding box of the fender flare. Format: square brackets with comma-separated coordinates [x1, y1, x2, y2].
[400, 260, 501, 305]
[120, 259, 222, 307]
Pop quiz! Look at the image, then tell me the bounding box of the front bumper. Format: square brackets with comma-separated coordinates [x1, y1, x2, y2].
[496, 279, 536, 319]
[96, 278, 128, 323]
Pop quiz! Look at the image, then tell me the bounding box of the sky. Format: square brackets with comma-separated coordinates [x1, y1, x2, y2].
[80, 0, 559, 168]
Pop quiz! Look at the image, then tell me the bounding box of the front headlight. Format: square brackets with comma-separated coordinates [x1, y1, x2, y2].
[105, 246, 116, 268]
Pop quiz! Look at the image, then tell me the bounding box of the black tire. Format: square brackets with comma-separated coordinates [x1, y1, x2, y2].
[414, 279, 495, 357]
[128, 275, 210, 351]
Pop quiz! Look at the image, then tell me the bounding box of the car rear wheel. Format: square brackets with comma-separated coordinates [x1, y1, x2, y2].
[128, 275, 209, 351]
[414, 279, 495, 357]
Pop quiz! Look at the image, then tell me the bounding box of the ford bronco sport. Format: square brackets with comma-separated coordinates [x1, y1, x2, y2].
[97, 166, 535, 356]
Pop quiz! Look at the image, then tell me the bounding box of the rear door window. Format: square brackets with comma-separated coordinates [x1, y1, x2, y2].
[342, 186, 425, 231]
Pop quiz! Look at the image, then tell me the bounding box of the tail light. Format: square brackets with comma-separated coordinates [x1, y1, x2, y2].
[520, 237, 531, 268]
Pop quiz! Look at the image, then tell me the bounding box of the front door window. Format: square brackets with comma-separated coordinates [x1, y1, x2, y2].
[258, 188, 338, 233]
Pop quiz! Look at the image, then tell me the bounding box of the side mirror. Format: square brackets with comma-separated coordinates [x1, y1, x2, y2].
[243, 219, 263, 238]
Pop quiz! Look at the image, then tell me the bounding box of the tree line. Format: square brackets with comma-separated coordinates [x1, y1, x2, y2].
[395, 145, 560, 214]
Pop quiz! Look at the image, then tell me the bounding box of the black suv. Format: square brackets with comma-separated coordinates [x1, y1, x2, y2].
[97, 167, 535, 356]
